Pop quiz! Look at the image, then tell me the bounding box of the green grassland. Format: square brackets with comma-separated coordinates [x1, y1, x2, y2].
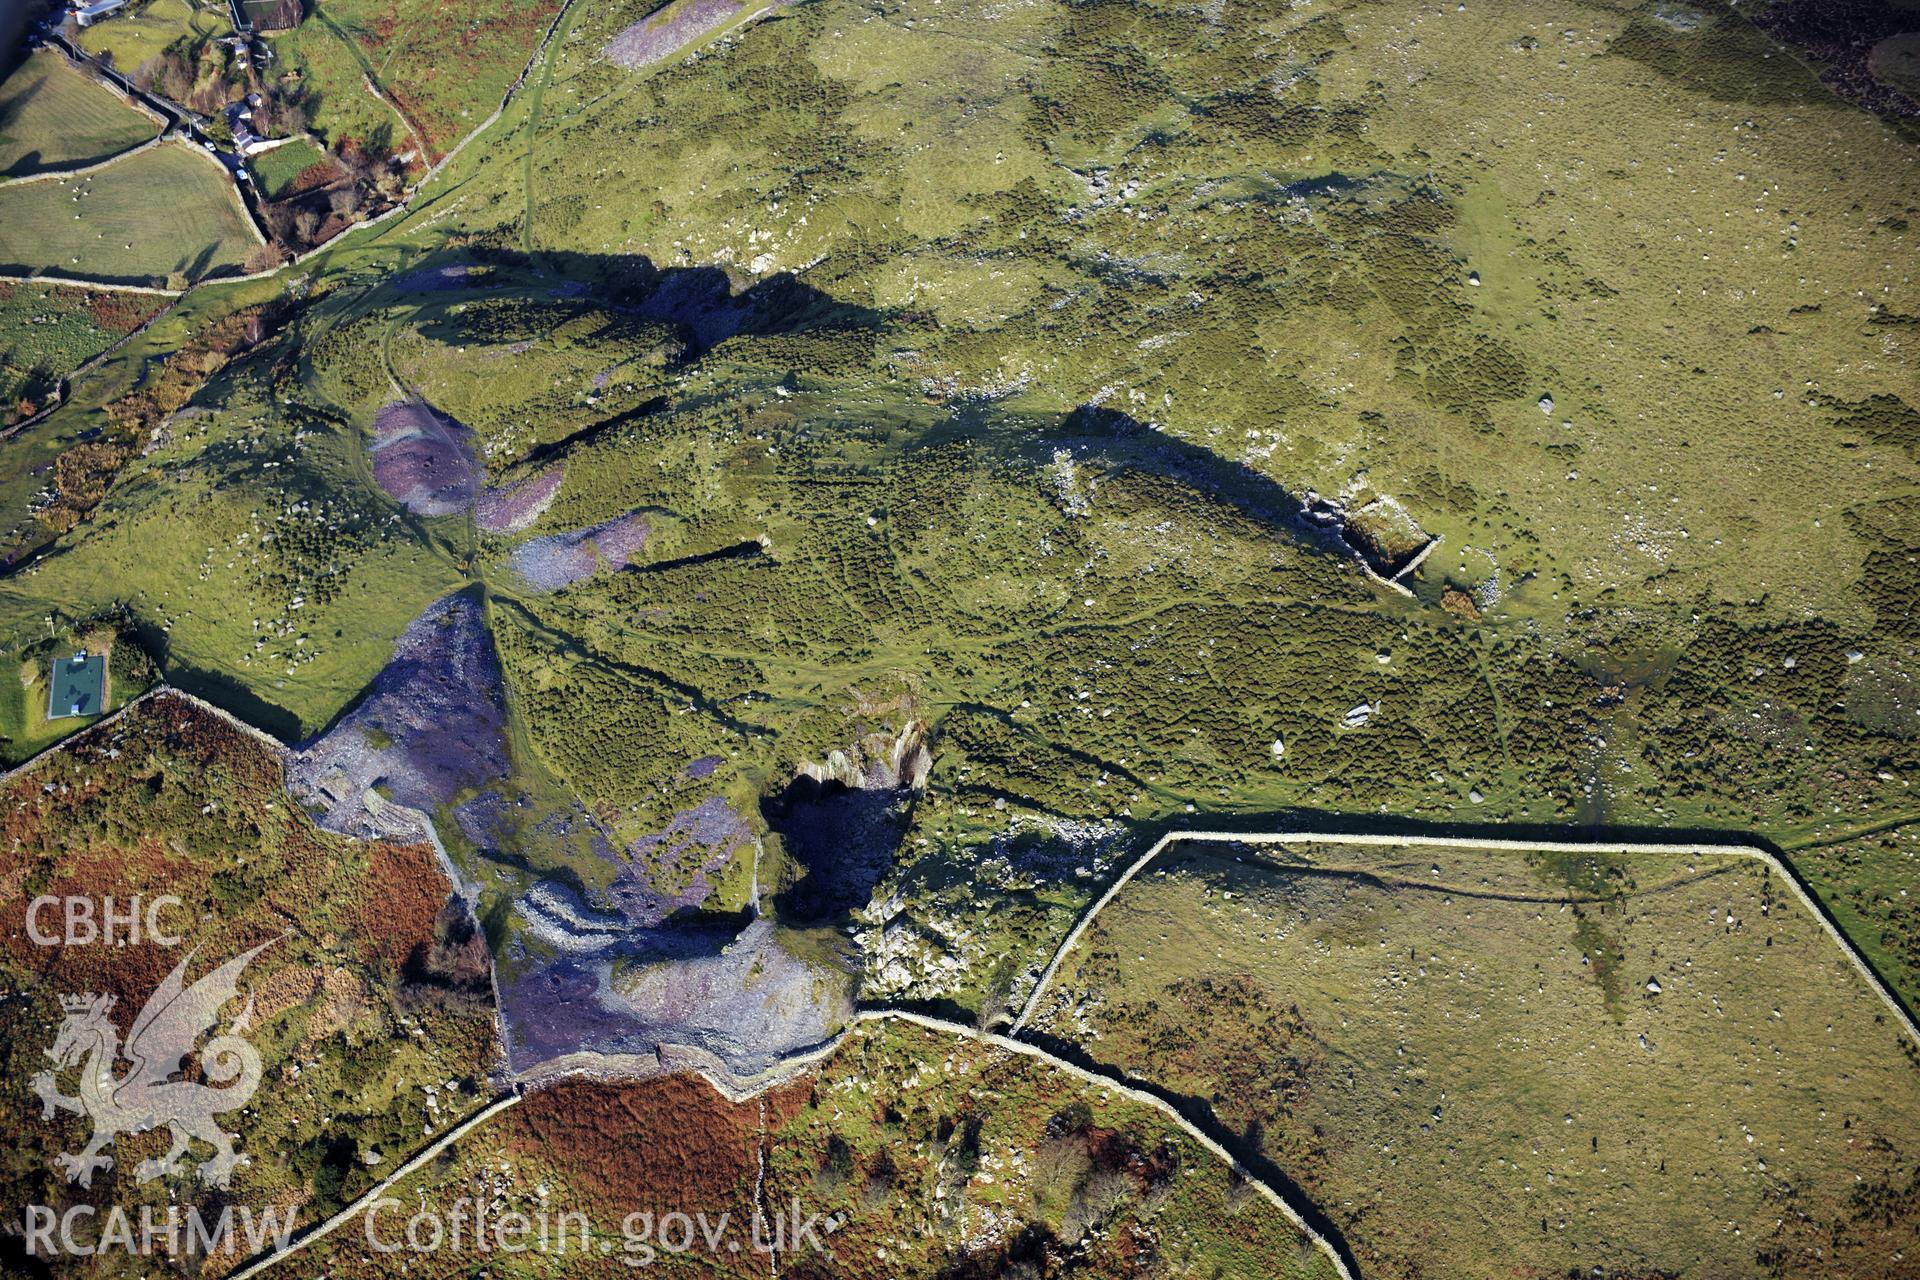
[1027, 839, 1920, 1279]
[385, 288, 680, 463]
[1797, 822, 1920, 1012]
[298, 1018, 1337, 1280]
[0, 52, 158, 177]
[488, 0, 1917, 629]
[249, 136, 332, 198]
[268, 17, 416, 153]
[77, 0, 232, 72]
[0, 693, 500, 1267]
[0, 344, 468, 737]
[0, 141, 259, 285]
[0, 0, 1913, 1268]
[0, 265, 1914, 1012]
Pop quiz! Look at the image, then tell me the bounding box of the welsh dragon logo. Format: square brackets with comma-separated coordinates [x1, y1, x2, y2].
[30, 940, 275, 1189]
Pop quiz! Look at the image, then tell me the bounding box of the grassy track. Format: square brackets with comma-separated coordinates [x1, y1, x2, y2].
[0, 141, 257, 285]
[308, 0, 561, 159]
[305, 2, 430, 157]
[0, 52, 157, 177]
[264, 17, 410, 151]
[517, 0, 579, 253]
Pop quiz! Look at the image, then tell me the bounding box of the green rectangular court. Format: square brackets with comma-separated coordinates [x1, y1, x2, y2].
[48, 652, 106, 720]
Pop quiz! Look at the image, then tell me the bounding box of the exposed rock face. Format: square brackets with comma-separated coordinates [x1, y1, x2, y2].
[1340, 496, 1433, 576]
[475, 464, 564, 533]
[283, 596, 863, 1087]
[369, 401, 482, 516]
[604, 0, 743, 71]
[499, 884, 853, 1080]
[608, 796, 754, 927]
[286, 592, 508, 845]
[507, 510, 651, 591]
[796, 719, 932, 791]
[1300, 488, 1435, 577]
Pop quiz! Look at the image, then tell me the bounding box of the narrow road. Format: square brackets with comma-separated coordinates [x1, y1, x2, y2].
[518, 0, 583, 253]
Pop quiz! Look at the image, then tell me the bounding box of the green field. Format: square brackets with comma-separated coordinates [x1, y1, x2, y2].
[0, 279, 163, 422]
[249, 135, 331, 198]
[268, 16, 416, 153]
[76, 0, 231, 72]
[0, 141, 258, 284]
[1797, 823, 1920, 1013]
[318, 0, 560, 156]
[0, 51, 157, 177]
[1028, 839, 1920, 1279]
[0, 0, 1911, 954]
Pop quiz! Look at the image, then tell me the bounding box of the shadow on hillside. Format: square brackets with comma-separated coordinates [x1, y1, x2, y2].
[762, 773, 915, 925]
[943, 402, 1380, 573]
[127, 618, 303, 741]
[394, 246, 885, 360]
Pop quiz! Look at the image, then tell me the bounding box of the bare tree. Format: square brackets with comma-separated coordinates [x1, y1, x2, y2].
[277, 95, 311, 135]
